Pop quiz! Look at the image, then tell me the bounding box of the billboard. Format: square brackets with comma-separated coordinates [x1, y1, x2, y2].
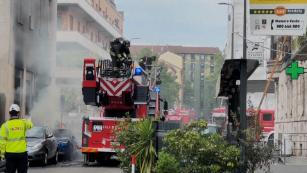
[250, 0, 307, 35]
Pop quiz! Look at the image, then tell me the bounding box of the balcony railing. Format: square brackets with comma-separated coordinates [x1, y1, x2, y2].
[84, 0, 123, 33]
[58, 0, 122, 37]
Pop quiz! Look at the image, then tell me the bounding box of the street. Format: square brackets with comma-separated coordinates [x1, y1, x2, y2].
[28, 161, 121, 173]
[29, 167, 121, 173]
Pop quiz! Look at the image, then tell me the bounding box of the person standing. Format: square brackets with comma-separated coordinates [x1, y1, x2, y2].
[0, 104, 33, 173]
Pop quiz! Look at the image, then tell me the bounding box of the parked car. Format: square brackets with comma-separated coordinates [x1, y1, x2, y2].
[26, 126, 58, 166]
[53, 128, 79, 160]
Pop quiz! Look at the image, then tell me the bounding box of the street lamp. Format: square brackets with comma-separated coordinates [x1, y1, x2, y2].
[218, 2, 234, 60]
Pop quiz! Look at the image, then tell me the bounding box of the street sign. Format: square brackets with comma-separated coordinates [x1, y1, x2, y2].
[286, 61, 304, 80]
[250, 0, 307, 36]
[154, 86, 160, 93]
[247, 41, 264, 63]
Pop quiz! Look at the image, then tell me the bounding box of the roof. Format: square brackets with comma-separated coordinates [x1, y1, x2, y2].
[130, 45, 220, 56]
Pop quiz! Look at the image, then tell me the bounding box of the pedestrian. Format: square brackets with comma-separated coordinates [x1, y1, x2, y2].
[0, 104, 33, 173]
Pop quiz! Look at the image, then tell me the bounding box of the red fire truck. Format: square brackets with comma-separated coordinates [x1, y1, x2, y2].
[166, 108, 196, 125]
[211, 107, 275, 140]
[81, 57, 155, 164]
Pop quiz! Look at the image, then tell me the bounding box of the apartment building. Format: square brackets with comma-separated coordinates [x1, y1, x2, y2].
[131, 45, 220, 118]
[158, 52, 184, 106]
[0, 0, 57, 122]
[56, 0, 124, 113]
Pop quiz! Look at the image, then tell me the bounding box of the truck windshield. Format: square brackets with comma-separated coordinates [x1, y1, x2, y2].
[104, 109, 135, 118]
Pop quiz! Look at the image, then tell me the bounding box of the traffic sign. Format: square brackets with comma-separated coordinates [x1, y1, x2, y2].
[286, 61, 304, 80]
[154, 86, 160, 93]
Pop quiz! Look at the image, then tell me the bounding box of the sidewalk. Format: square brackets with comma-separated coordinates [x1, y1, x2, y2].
[256, 157, 307, 173]
[283, 156, 307, 165]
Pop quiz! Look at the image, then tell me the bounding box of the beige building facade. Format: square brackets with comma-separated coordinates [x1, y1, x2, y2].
[56, 0, 124, 113]
[158, 52, 184, 106]
[270, 36, 307, 156]
[0, 0, 57, 123]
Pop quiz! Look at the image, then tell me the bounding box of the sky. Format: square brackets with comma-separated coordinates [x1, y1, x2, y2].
[116, 0, 230, 49]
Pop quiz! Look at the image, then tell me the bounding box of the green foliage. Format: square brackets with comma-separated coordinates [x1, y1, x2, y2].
[159, 64, 180, 107]
[244, 141, 274, 173]
[135, 48, 180, 107]
[155, 151, 180, 173]
[183, 82, 194, 108]
[203, 53, 224, 115]
[115, 118, 157, 173]
[162, 120, 240, 173]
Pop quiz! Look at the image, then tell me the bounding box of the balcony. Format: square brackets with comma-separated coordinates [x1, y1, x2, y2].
[58, 0, 122, 38]
[57, 31, 110, 58]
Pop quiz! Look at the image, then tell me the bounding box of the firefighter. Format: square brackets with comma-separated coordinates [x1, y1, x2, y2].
[0, 104, 33, 173]
[110, 38, 132, 69]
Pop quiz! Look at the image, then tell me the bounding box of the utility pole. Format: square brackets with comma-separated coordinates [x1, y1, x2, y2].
[239, 0, 248, 172]
[217, 2, 234, 59]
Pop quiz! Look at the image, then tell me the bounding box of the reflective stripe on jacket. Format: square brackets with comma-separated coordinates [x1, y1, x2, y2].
[0, 119, 33, 153]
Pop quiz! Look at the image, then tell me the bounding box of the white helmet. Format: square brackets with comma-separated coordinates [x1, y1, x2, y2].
[9, 104, 20, 112]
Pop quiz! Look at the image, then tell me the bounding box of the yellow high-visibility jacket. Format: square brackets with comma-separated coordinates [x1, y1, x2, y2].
[0, 118, 33, 153]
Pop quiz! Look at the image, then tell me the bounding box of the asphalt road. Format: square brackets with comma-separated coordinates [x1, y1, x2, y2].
[28, 160, 122, 173]
[29, 167, 121, 173]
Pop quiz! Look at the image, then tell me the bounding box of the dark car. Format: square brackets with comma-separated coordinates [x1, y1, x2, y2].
[53, 129, 79, 160]
[26, 126, 58, 166]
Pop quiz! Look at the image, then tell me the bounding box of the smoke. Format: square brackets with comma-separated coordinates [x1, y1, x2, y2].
[30, 85, 61, 128]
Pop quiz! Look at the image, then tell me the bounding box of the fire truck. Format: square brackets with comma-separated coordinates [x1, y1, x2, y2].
[166, 108, 196, 125]
[211, 107, 275, 141]
[80, 40, 159, 164]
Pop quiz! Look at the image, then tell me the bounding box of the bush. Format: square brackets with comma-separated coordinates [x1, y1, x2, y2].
[155, 151, 180, 173]
[115, 118, 156, 173]
[162, 120, 240, 173]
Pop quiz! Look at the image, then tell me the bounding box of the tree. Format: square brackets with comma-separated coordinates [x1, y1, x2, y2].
[135, 48, 180, 107]
[159, 64, 180, 107]
[203, 53, 224, 115]
[161, 120, 240, 173]
[183, 82, 194, 108]
[115, 118, 157, 173]
[155, 151, 180, 173]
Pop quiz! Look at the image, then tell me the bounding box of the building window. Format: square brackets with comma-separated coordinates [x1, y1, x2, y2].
[210, 56, 214, 64]
[200, 55, 205, 61]
[57, 15, 62, 30]
[69, 15, 74, 31]
[91, 32, 94, 41]
[191, 72, 195, 81]
[82, 25, 86, 33]
[191, 63, 195, 70]
[210, 65, 214, 74]
[191, 54, 195, 62]
[201, 62, 205, 69]
[77, 21, 81, 32]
